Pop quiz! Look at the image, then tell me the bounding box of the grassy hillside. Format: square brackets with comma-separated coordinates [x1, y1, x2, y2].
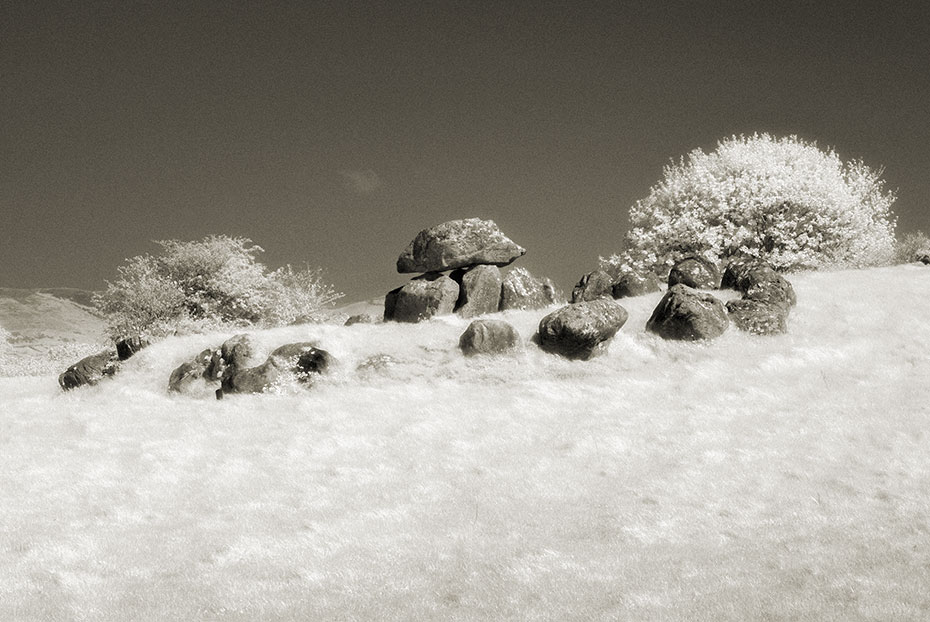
[0, 287, 105, 346]
[1, 265, 929, 620]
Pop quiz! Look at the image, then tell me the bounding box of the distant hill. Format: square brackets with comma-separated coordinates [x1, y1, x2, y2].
[0, 288, 106, 349]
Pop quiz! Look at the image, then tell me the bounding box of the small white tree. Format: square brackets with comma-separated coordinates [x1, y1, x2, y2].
[94, 235, 343, 340]
[602, 134, 897, 275]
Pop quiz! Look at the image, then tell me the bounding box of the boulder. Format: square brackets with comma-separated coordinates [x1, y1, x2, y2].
[668, 256, 721, 289]
[459, 319, 522, 356]
[499, 267, 561, 311]
[726, 299, 789, 335]
[396, 218, 526, 273]
[383, 273, 459, 323]
[383, 286, 401, 322]
[219, 343, 333, 396]
[611, 272, 662, 299]
[646, 284, 729, 341]
[58, 349, 120, 390]
[208, 333, 255, 381]
[918, 252, 930, 265]
[452, 265, 502, 318]
[722, 260, 796, 307]
[344, 314, 376, 326]
[570, 270, 614, 303]
[167, 348, 214, 394]
[115, 336, 149, 361]
[537, 298, 629, 360]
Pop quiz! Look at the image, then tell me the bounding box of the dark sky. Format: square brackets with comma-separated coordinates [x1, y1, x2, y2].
[3, 1, 929, 301]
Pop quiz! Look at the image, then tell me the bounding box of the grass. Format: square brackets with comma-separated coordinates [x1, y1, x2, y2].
[2, 265, 930, 620]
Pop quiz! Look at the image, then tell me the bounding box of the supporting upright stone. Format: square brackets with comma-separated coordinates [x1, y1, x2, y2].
[452, 265, 503, 318]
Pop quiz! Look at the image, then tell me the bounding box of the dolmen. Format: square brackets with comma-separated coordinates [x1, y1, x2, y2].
[385, 218, 560, 322]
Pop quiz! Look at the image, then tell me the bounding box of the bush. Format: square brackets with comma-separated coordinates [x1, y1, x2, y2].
[94, 235, 343, 340]
[894, 230, 930, 264]
[602, 134, 897, 276]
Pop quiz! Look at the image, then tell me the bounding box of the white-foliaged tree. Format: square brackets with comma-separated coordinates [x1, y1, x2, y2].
[602, 134, 897, 276]
[94, 235, 343, 340]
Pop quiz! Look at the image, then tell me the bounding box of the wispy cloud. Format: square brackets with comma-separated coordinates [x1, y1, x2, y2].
[339, 169, 382, 195]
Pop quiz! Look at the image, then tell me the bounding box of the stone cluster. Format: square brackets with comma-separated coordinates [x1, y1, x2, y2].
[721, 259, 797, 335]
[168, 334, 334, 399]
[58, 335, 149, 390]
[384, 218, 559, 322]
[643, 255, 797, 340]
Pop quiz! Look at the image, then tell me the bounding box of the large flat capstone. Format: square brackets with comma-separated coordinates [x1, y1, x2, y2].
[396, 218, 526, 273]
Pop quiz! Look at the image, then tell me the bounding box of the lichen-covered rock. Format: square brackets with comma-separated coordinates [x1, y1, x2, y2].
[646, 284, 729, 341]
[219, 343, 333, 396]
[59, 349, 120, 390]
[452, 265, 502, 318]
[167, 348, 214, 394]
[537, 298, 629, 360]
[207, 333, 255, 381]
[570, 270, 614, 303]
[722, 260, 796, 307]
[611, 272, 662, 299]
[668, 256, 721, 289]
[384, 273, 460, 322]
[396, 218, 526, 273]
[726, 298, 789, 335]
[459, 319, 521, 356]
[499, 267, 560, 311]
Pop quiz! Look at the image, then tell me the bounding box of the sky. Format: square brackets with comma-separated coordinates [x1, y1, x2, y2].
[2, 0, 929, 302]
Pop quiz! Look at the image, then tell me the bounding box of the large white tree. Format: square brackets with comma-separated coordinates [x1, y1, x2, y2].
[603, 134, 897, 275]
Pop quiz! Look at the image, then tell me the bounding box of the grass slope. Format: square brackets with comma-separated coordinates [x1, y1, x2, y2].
[0, 288, 105, 347]
[1, 265, 929, 621]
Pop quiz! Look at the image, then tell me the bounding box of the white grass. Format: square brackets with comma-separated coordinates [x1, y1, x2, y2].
[2, 265, 930, 621]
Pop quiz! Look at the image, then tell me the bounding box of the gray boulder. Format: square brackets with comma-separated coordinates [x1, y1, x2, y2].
[59, 349, 120, 390]
[459, 319, 522, 356]
[722, 260, 796, 307]
[499, 267, 561, 311]
[384, 273, 460, 323]
[452, 265, 502, 318]
[167, 348, 214, 394]
[396, 218, 526, 273]
[646, 284, 728, 340]
[668, 256, 721, 289]
[537, 298, 629, 360]
[726, 299, 789, 335]
[611, 272, 662, 299]
[570, 270, 614, 303]
[207, 333, 255, 381]
[219, 343, 333, 396]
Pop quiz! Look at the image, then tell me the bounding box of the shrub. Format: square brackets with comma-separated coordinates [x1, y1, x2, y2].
[94, 235, 343, 340]
[894, 230, 930, 264]
[602, 134, 897, 276]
